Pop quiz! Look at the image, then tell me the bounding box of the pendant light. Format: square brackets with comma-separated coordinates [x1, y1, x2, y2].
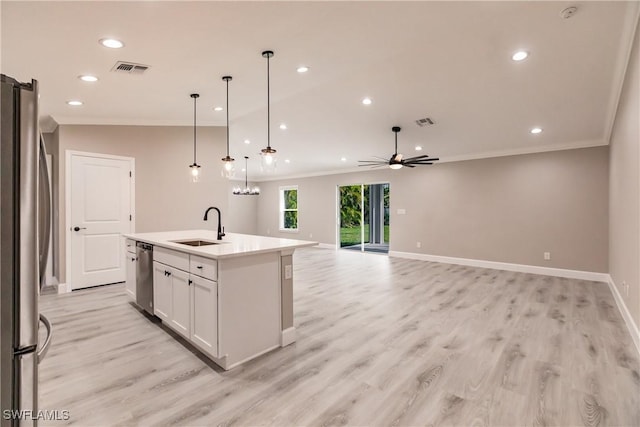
[233, 156, 260, 195]
[220, 75, 235, 178]
[188, 93, 201, 182]
[260, 50, 277, 172]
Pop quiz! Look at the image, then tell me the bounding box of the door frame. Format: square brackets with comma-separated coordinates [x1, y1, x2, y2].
[64, 150, 136, 291]
[336, 180, 390, 252]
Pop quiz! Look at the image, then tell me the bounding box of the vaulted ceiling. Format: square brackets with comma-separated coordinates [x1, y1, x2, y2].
[2, 1, 638, 179]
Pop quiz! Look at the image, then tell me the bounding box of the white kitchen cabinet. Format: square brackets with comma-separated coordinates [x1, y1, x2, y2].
[153, 261, 172, 322]
[169, 268, 190, 339]
[124, 239, 136, 300]
[190, 275, 217, 357]
[125, 252, 137, 299]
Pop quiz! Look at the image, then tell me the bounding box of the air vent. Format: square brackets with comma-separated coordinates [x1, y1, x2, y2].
[415, 117, 435, 127]
[111, 61, 150, 75]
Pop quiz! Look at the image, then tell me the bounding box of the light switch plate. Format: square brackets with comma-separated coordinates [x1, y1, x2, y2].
[397, 208, 406, 215]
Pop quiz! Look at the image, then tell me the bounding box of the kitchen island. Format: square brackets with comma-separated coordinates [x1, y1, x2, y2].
[123, 230, 317, 370]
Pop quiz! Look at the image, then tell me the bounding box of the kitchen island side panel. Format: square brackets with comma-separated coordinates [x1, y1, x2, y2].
[218, 252, 281, 366]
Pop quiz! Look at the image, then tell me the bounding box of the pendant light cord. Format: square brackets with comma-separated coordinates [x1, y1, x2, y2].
[193, 95, 197, 164]
[245, 156, 249, 188]
[266, 53, 271, 150]
[226, 78, 230, 156]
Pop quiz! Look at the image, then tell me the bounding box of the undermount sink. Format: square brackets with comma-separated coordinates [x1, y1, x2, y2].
[171, 239, 226, 247]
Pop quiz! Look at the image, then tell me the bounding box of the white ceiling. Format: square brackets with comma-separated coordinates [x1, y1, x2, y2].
[2, 1, 638, 180]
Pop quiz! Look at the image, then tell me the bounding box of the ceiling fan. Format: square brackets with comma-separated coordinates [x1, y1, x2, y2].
[358, 126, 439, 169]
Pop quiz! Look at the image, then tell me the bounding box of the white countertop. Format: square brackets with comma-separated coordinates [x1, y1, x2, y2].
[123, 230, 318, 259]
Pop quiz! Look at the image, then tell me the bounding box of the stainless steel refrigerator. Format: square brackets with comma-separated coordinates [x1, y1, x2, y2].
[1, 74, 53, 426]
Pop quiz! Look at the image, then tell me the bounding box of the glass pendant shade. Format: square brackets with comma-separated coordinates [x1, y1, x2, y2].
[190, 164, 201, 182]
[221, 156, 235, 178]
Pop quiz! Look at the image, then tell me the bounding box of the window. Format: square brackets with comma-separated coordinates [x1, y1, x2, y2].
[279, 186, 298, 232]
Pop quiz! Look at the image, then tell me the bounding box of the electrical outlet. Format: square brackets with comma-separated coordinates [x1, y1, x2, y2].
[544, 252, 551, 260]
[284, 265, 293, 280]
[416, 241, 421, 248]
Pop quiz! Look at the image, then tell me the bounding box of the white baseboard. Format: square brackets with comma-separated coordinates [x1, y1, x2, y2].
[388, 251, 609, 282]
[57, 283, 71, 294]
[607, 275, 640, 356]
[281, 327, 296, 346]
[316, 243, 337, 250]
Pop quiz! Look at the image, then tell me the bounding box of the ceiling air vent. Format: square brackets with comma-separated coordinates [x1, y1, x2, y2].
[111, 61, 150, 75]
[415, 117, 435, 127]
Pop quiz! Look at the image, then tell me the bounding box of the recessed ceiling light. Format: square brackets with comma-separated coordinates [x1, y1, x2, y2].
[512, 51, 529, 61]
[241, 168, 246, 172]
[415, 146, 423, 151]
[362, 97, 372, 105]
[78, 75, 98, 82]
[99, 38, 124, 49]
[530, 127, 543, 134]
[296, 66, 309, 73]
[279, 123, 287, 130]
[67, 100, 83, 106]
[244, 139, 251, 144]
[285, 159, 291, 164]
[213, 106, 223, 112]
[341, 157, 347, 162]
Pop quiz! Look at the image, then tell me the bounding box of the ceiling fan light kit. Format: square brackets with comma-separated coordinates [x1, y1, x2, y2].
[358, 126, 439, 169]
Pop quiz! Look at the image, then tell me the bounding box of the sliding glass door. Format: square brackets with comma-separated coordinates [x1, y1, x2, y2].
[338, 183, 389, 253]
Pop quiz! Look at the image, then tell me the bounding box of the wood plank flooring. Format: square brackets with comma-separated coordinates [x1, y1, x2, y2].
[39, 248, 640, 426]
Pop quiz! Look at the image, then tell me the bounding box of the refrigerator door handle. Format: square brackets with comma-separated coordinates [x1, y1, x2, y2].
[37, 314, 52, 363]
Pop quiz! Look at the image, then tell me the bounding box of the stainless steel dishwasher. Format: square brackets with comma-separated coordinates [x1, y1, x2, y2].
[136, 242, 154, 314]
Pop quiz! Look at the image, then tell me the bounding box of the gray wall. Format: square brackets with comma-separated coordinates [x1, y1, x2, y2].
[257, 146, 609, 273]
[53, 124, 252, 282]
[609, 19, 640, 330]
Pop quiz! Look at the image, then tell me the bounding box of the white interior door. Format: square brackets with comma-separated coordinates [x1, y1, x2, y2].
[69, 153, 133, 290]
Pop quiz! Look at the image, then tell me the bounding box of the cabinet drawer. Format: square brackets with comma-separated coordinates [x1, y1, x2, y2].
[190, 255, 217, 281]
[154, 246, 189, 271]
[125, 238, 136, 254]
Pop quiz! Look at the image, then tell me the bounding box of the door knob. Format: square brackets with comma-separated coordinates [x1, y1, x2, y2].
[73, 226, 87, 232]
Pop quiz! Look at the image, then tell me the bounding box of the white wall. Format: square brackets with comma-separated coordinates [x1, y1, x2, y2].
[609, 18, 640, 330]
[54, 124, 253, 282]
[257, 146, 609, 273]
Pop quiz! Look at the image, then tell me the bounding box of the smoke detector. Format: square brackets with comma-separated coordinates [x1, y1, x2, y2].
[111, 61, 150, 75]
[415, 117, 435, 128]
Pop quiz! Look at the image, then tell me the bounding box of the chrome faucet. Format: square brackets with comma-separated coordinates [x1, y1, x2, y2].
[203, 207, 225, 240]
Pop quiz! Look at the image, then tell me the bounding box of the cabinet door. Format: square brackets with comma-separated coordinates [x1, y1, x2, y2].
[153, 262, 172, 322]
[190, 275, 218, 357]
[169, 268, 191, 339]
[125, 254, 137, 299]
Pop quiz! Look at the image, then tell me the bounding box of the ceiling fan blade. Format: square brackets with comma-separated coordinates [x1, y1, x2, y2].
[358, 160, 387, 165]
[403, 163, 416, 168]
[406, 157, 439, 163]
[403, 155, 435, 162]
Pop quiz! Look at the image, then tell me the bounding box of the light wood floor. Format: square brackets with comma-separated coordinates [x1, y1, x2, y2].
[39, 248, 639, 426]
